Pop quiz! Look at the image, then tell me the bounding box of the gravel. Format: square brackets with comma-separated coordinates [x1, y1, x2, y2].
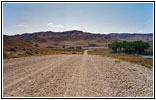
[3, 50, 153, 97]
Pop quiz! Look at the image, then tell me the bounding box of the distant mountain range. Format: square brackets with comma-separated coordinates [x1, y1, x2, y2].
[107, 33, 153, 41]
[4, 30, 153, 48]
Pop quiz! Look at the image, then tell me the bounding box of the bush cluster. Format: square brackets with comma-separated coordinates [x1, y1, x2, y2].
[108, 40, 150, 54]
[69, 46, 82, 50]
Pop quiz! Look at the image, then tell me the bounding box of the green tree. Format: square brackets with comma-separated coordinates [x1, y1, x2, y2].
[133, 40, 149, 54]
[76, 46, 82, 50]
[108, 42, 119, 52]
[108, 40, 150, 54]
[69, 46, 75, 49]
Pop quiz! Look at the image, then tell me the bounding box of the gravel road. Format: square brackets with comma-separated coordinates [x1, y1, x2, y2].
[3, 50, 153, 97]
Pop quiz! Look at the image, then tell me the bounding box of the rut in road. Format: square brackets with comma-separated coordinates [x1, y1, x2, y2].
[3, 50, 153, 97]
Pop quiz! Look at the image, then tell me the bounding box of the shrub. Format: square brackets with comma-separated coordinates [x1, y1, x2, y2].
[139, 62, 151, 68]
[35, 50, 39, 54]
[72, 52, 77, 54]
[34, 44, 39, 47]
[76, 46, 82, 50]
[62, 45, 65, 48]
[10, 48, 16, 52]
[69, 46, 82, 50]
[25, 51, 32, 55]
[69, 46, 75, 49]
[115, 60, 120, 63]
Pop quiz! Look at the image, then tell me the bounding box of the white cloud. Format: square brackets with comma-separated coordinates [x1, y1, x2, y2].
[47, 23, 53, 27]
[71, 26, 80, 30]
[53, 24, 64, 28]
[47, 23, 64, 28]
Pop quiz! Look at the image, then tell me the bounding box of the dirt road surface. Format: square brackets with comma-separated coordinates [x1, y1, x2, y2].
[3, 50, 153, 97]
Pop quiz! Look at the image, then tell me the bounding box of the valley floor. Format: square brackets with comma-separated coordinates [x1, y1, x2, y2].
[3, 51, 153, 97]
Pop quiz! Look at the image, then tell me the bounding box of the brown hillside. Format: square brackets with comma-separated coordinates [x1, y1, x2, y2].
[4, 30, 152, 50]
[3, 38, 38, 58]
[9, 30, 121, 48]
[3, 38, 34, 50]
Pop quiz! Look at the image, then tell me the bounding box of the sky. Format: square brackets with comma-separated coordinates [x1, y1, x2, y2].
[3, 3, 153, 35]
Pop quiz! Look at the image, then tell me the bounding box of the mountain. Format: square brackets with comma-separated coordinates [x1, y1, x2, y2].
[4, 30, 121, 48]
[4, 31, 153, 49]
[106, 33, 153, 42]
[3, 30, 153, 58]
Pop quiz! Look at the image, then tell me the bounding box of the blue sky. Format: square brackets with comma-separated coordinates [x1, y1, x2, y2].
[3, 3, 153, 35]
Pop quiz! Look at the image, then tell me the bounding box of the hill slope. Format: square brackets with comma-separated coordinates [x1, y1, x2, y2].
[3, 38, 37, 58]
[107, 33, 153, 42]
[5, 30, 121, 48]
[4, 31, 153, 49]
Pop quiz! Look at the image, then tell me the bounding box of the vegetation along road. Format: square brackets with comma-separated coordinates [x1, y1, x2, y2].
[3, 50, 153, 97]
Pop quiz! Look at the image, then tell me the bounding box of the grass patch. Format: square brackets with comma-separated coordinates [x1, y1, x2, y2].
[87, 51, 96, 55]
[106, 55, 153, 69]
[139, 62, 151, 68]
[88, 49, 153, 69]
[128, 68, 137, 71]
[115, 60, 120, 63]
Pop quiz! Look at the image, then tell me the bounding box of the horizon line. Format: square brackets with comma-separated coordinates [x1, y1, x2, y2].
[3, 30, 153, 36]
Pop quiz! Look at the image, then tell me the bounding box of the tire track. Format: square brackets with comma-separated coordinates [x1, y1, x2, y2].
[30, 55, 83, 97]
[63, 54, 87, 97]
[3, 50, 153, 97]
[3, 55, 60, 68]
[3, 55, 74, 96]
[3, 56, 64, 86]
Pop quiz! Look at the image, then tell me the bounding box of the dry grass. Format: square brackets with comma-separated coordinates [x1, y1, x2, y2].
[88, 49, 153, 69]
[4, 49, 84, 59]
[115, 60, 120, 63]
[3, 38, 84, 59]
[106, 55, 153, 69]
[87, 51, 96, 55]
